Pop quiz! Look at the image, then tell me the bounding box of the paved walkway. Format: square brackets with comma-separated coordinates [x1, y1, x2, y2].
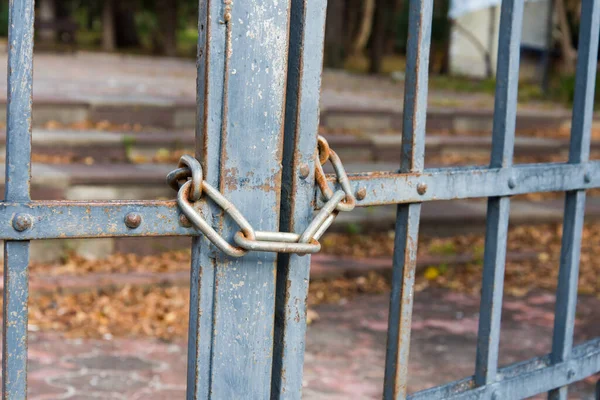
[22, 288, 600, 399]
[0, 52, 562, 112]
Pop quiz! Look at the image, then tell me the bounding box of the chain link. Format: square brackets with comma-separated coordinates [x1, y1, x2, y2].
[166, 135, 356, 257]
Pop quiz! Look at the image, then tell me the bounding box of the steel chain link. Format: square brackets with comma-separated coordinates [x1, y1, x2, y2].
[166, 135, 356, 257]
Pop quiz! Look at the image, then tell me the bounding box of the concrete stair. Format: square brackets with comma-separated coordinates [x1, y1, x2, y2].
[0, 129, 591, 166]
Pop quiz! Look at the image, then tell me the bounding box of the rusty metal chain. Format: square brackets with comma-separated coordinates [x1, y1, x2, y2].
[166, 136, 356, 257]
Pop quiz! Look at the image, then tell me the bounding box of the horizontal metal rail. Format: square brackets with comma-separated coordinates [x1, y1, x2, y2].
[410, 338, 600, 399]
[330, 161, 599, 207]
[0, 161, 597, 240]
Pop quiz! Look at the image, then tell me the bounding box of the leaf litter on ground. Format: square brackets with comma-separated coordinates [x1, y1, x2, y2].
[20, 222, 600, 340]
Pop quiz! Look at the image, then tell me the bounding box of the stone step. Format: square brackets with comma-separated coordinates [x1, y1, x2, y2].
[0, 96, 586, 135]
[0, 99, 588, 135]
[0, 161, 596, 262]
[0, 129, 589, 165]
[320, 107, 583, 134]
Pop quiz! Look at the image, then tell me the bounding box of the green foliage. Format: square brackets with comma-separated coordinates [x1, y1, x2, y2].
[437, 263, 448, 274]
[556, 73, 600, 106]
[430, 75, 497, 94]
[428, 242, 457, 256]
[122, 135, 136, 158]
[473, 245, 485, 260]
[177, 27, 199, 57]
[0, 2, 8, 37]
[134, 8, 160, 49]
[429, 75, 546, 103]
[345, 222, 362, 235]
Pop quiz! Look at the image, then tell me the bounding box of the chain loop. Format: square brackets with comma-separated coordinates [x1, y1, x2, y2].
[177, 180, 255, 257]
[299, 190, 345, 243]
[178, 155, 203, 201]
[234, 231, 321, 254]
[167, 135, 357, 256]
[315, 149, 356, 212]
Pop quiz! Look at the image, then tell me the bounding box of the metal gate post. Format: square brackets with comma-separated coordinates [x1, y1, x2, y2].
[383, 1, 433, 398]
[549, 2, 600, 399]
[475, 0, 523, 386]
[186, 1, 291, 398]
[3, 0, 35, 398]
[272, 0, 328, 398]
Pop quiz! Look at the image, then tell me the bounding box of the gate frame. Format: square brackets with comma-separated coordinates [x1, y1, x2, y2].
[3, 0, 600, 399]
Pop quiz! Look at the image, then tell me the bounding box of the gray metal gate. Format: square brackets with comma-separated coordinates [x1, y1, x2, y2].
[2, 0, 600, 399]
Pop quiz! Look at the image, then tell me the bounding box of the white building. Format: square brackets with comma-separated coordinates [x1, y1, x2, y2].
[449, 0, 552, 78]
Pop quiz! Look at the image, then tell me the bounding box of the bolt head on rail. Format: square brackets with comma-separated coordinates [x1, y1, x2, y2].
[124, 212, 142, 229]
[12, 214, 33, 232]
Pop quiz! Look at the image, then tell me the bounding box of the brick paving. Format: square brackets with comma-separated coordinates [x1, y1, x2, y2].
[20, 288, 600, 399]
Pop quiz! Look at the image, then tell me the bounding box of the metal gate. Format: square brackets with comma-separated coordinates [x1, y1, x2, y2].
[2, 0, 600, 399]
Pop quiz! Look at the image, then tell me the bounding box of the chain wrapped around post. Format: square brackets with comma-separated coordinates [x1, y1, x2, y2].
[166, 136, 356, 257]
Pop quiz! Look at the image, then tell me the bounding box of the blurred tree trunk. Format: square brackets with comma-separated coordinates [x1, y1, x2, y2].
[325, 0, 345, 68]
[115, 1, 140, 49]
[155, 0, 178, 56]
[343, 0, 360, 55]
[102, 0, 116, 51]
[369, 0, 387, 74]
[39, 0, 56, 42]
[353, 0, 375, 56]
[556, 0, 576, 73]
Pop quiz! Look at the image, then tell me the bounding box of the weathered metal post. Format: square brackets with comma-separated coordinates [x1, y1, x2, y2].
[272, 0, 328, 397]
[383, 1, 433, 398]
[475, 0, 523, 387]
[549, 1, 600, 399]
[3, 0, 35, 398]
[186, 1, 291, 398]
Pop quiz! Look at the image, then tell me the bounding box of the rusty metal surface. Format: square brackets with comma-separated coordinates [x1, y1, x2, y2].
[270, 0, 328, 396]
[549, 1, 600, 399]
[383, 0, 433, 398]
[3, 0, 35, 398]
[166, 139, 355, 256]
[410, 338, 600, 399]
[320, 161, 600, 208]
[186, 0, 291, 397]
[475, 0, 524, 388]
[1, 0, 600, 398]
[0, 200, 189, 239]
[0, 161, 597, 241]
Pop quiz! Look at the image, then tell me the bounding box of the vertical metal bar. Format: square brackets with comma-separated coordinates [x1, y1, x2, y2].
[186, 0, 291, 398]
[475, 0, 523, 387]
[382, 1, 432, 398]
[271, 0, 327, 398]
[3, 0, 35, 398]
[549, 2, 600, 399]
[185, 1, 216, 396]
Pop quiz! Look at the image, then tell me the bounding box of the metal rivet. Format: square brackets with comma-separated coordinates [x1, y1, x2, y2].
[356, 187, 367, 200]
[179, 213, 192, 228]
[124, 213, 142, 229]
[417, 183, 427, 195]
[12, 214, 33, 232]
[584, 172, 592, 183]
[567, 368, 576, 380]
[508, 177, 517, 189]
[299, 163, 310, 179]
